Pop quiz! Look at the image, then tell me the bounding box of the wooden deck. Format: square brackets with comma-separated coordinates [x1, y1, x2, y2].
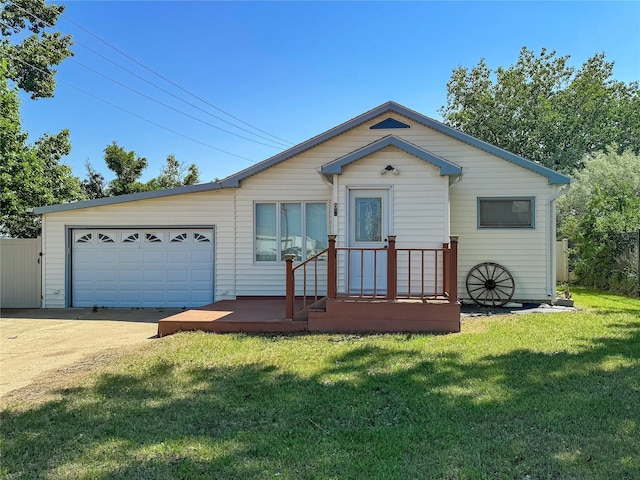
[157, 297, 460, 336]
[157, 298, 306, 336]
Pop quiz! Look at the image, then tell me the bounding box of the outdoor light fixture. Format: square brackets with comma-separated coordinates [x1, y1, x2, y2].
[381, 165, 399, 175]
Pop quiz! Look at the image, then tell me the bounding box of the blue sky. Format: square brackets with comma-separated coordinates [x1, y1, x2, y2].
[18, 1, 640, 184]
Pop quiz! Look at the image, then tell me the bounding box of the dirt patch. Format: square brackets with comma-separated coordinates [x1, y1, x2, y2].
[0, 348, 128, 409]
[0, 308, 181, 403]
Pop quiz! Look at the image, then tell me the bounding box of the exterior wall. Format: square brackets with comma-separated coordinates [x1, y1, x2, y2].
[41, 190, 235, 308]
[0, 237, 42, 308]
[335, 147, 449, 294]
[231, 112, 558, 301]
[39, 111, 561, 305]
[234, 152, 332, 296]
[447, 146, 559, 302]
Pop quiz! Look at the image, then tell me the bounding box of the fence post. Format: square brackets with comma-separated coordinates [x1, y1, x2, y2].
[449, 236, 459, 304]
[327, 235, 337, 300]
[285, 254, 296, 320]
[442, 242, 450, 298]
[387, 235, 397, 301]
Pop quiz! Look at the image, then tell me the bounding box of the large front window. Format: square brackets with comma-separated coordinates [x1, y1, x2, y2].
[255, 202, 328, 261]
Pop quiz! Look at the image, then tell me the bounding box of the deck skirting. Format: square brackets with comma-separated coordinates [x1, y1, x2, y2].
[308, 299, 461, 333]
[157, 298, 460, 336]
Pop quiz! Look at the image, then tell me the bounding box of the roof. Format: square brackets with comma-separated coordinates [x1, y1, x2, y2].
[34, 101, 571, 214]
[321, 135, 462, 176]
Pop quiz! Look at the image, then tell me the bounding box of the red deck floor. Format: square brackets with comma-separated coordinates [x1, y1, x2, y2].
[157, 298, 307, 336]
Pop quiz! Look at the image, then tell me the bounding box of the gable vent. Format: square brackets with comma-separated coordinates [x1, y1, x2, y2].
[370, 117, 410, 129]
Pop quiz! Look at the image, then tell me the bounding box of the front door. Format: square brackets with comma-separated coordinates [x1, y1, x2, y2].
[348, 189, 389, 295]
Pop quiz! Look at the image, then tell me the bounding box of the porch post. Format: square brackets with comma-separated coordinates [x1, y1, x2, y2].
[442, 242, 450, 298]
[449, 236, 459, 304]
[327, 235, 337, 300]
[387, 235, 397, 301]
[285, 254, 296, 320]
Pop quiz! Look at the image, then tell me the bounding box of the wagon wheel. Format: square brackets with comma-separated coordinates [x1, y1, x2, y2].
[465, 262, 515, 307]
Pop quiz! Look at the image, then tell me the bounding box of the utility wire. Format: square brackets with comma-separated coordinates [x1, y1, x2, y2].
[6, 52, 256, 162]
[70, 58, 287, 149]
[5, 0, 294, 146]
[73, 40, 292, 148]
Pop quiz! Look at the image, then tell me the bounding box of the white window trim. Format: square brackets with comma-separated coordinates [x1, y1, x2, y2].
[254, 201, 328, 263]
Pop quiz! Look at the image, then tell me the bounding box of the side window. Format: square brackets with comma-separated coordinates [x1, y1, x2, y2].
[478, 197, 535, 228]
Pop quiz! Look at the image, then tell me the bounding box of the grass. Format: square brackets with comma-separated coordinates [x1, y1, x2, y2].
[1, 288, 639, 479]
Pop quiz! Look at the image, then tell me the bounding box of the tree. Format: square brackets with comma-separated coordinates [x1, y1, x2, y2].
[1, 2, 81, 237]
[1, 65, 84, 237]
[81, 161, 106, 199]
[439, 47, 640, 173]
[103, 141, 149, 196]
[1, 0, 74, 99]
[558, 149, 640, 295]
[145, 154, 200, 190]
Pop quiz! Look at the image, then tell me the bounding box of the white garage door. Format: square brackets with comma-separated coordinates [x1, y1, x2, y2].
[71, 228, 214, 308]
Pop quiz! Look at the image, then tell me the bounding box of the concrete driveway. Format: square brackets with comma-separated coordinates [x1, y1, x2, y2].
[0, 308, 183, 399]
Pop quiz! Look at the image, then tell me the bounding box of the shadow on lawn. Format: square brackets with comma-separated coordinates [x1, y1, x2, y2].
[2, 323, 639, 479]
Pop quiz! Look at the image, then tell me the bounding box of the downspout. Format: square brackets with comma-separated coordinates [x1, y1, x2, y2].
[545, 185, 570, 299]
[332, 174, 339, 235]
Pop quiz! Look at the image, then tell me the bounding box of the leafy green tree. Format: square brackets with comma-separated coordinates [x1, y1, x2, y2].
[559, 149, 640, 295]
[103, 141, 149, 196]
[146, 154, 200, 190]
[1, 0, 73, 99]
[439, 47, 640, 172]
[81, 161, 106, 199]
[1, 65, 84, 237]
[1, 2, 81, 237]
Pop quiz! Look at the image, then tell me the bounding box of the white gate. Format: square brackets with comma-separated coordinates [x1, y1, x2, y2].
[0, 238, 42, 308]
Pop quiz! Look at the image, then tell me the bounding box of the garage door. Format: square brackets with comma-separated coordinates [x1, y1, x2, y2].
[71, 228, 214, 308]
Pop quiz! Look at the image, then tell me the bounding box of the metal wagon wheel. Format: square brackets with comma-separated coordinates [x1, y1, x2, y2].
[465, 262, 515, 307]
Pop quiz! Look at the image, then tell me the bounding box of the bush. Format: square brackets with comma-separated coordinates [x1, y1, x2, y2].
[559, 149, 640, 296]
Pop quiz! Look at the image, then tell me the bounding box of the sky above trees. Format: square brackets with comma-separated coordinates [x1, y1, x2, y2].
[18, 1, 640, 183]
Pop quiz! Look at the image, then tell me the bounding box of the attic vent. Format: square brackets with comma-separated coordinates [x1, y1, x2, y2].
[370, 118, 410, 129]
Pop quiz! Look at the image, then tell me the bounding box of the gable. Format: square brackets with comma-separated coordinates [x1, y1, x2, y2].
[220, 101, 570, 188]
[321, 135, 462, 177]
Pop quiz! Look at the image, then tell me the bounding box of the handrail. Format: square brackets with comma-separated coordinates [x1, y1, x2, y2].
[286, 235, 459, 319]
[292, 248, 328, 273]
[286, 248, 329, 320]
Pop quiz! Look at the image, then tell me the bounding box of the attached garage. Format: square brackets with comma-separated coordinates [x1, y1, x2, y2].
[70, 228, 214, 308]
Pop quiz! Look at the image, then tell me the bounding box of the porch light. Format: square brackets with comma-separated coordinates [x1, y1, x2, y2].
[381, 165, 399, 175]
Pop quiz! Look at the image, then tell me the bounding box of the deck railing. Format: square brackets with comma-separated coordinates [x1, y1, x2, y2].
[285, 235, 458, 320]
[285, 248, 328, 320]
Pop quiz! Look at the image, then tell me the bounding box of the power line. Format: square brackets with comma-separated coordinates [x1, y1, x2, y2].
[70, 58, 287, 149]
[5, 0, 294, 146]
[72, 39, 292, 148]
[6, 52, 256, 163]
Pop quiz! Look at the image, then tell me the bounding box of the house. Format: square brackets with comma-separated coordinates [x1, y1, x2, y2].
[33, 102, 571, 333]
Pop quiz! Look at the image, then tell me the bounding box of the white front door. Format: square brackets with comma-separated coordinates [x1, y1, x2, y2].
[348, 189, 390, 295]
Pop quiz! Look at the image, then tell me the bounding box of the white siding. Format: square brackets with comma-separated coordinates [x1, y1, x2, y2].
[336, 148, 449, 294]
[234, 152, 332, 296]
[41, 190, 235, 308]
[230, 112, 557, 301]
[447, 146, 558, 302]
[40, 111, 560, 305]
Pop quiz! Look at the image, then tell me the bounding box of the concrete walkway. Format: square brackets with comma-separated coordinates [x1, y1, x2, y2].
[0, 308, 182, 397]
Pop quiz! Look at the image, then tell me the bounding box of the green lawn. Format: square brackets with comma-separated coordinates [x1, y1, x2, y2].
[2, 288, 639, 479]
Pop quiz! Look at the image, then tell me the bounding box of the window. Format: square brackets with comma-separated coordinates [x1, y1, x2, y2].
[478, 197, 535, 228]
[255, 202, 328, 261]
